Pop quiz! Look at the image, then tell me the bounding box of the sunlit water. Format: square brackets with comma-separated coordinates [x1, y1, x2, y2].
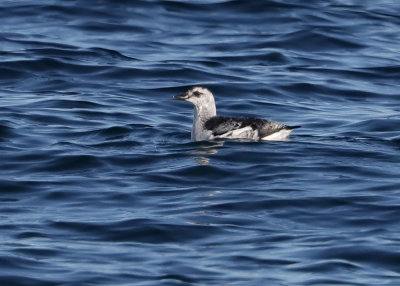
[1, 1, 400, 285]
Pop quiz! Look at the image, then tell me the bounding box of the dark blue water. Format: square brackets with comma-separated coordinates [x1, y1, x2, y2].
[1, 0, 400, 285]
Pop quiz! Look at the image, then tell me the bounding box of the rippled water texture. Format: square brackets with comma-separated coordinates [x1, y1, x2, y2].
[1, 0, 400, 285]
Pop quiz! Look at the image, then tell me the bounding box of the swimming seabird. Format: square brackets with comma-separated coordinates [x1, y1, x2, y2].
[174, 86, 300, 142]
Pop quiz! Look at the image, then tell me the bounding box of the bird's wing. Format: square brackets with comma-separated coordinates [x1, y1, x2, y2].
[205, 116, 291, 138]
[204, 116, 245, 136]
[257, 119, 288, 138]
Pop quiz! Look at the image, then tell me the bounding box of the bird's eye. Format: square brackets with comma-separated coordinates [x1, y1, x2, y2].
[193, 91, 201, 97]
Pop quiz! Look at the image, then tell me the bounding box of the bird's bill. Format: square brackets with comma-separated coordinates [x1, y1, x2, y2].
[173, 93, 189, 100]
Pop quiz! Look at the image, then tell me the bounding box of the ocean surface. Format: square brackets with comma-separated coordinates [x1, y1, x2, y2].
[1, 0, 400, 285]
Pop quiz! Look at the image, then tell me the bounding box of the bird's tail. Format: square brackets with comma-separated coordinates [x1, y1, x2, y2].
[285, 125, 301, 130]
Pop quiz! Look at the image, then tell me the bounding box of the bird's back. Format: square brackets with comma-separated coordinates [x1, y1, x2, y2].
[204, 116, 292, 140]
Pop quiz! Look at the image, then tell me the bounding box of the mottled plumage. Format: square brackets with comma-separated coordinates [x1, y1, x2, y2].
[174, 87, 300, 141]
[205, 116, 286, 137]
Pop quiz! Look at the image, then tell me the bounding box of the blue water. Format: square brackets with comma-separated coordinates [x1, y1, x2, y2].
[1, 0, 400, 285]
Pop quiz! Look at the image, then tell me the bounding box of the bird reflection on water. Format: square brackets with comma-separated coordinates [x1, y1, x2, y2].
[190, 140, 224, 165]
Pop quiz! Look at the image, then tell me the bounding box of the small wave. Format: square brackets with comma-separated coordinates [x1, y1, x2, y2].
[50, 218, 224, 243]
[32, 154, 105, 173]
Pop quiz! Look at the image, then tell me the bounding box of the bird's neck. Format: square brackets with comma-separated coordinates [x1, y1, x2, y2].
[191, 104, 216, 141]
[194, 104, 216, 121]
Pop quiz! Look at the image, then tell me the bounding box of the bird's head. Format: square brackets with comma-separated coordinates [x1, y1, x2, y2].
[174, 86, 215, 107]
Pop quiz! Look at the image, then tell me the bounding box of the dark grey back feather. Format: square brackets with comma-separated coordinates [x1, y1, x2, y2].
[204, 116, 290, 137]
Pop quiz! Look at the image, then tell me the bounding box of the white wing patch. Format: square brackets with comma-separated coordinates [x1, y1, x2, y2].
[216, 126, 259, 140]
